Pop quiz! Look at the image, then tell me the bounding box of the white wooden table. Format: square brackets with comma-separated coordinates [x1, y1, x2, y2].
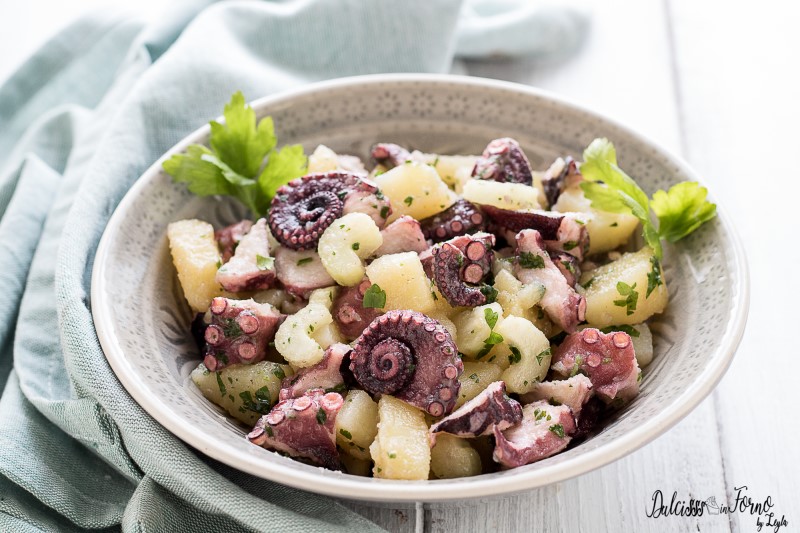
[2, 1, 797, 531]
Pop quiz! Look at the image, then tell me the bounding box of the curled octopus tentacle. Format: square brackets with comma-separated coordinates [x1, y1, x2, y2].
[247, 388, 344, 470]
[541, 156, 582, 209]
[279, 343, 351, 400]
[268, 172, 391, 250]
[432, 233, 496, 308]
[349, 310, 463, 417]
[419, 199, 486, 243]
[202, 297, 283, 371]
[472, 137, 533, 185]
[429, 381, 522, 443]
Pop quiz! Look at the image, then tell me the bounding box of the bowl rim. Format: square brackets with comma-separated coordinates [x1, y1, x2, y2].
[91, 73, 750, 502]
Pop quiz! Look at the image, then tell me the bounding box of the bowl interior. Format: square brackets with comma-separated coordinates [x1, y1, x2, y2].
[92, 75, 747, 501]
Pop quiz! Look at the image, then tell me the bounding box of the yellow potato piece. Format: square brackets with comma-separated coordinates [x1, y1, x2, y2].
[373, 162, 457, 220]
[430, 434, 482, 479]
[366, 252, 436, 313]
[335, 390, 379, 461]
[456, 362, 504, 407]
[167, 219, 223, 313]
[371, 396, 430, 480]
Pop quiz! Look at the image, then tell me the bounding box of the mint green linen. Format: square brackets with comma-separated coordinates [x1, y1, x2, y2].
[0, 1, 584, 531]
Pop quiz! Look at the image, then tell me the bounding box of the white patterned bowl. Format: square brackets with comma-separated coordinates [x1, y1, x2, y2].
[91, 74, 749, 502]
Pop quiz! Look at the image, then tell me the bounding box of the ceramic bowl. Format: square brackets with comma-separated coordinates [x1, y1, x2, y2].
[91, 74, 748, 501]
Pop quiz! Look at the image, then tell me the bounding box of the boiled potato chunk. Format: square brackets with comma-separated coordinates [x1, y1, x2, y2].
[494, 270, 545, 318]
[631, 323, 654, 367]
[274, 303, 333, 367]
[365, 252, 436, 313]
[373, 162, 457, 220]
[462, 180, 541, 211]
[167, 219, 223, 312]
[452, 303, 504, 358]
[310, 321, 344, 350]
[191, 361, 292, 426]
[580, 247, 668, 327]
[498, 316, 551, 394]
[371, 395, 431, 480]
[307, 144, 339, 173]
[457, 362, 504, 407]
[308, 286, 339, 310]
[318, 213, 383, 286]
[430, 434, 482, 479]
[553, 187, 640, 254]
[430, 154, 478, 193]
[335, 390, 379, 461]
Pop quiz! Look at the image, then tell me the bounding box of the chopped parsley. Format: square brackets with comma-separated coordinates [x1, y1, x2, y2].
[388, 452, 397, 459]
[599, 324, 640, 338]
[404, 196, 414, 206]
[508, 346, 522, 365]
[469, 373, 480, 383]
[613, 281, 639, 316]
[646, 256, 663, 298]
[339, 428, 353, 440]
[519, 251, 545, 269]
[581, 277, 595, 290]
[256, 254, 274, 271]
[536, 348, 551, 365]
[362, 284, 387, 309]
[296, 257, 313, 266]
[484, 307, 500, 329]
[316, 408, 327, 424]
[215, 372, 226, 395]
[549, 424, 565, 438]
[380, 205, 390, 219]
[351, 242, 360, 251]
[272, 366, 286, 380]
[563, 241, 578, 251]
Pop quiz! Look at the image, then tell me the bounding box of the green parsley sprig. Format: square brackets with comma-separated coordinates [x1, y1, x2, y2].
[579, 138, 717, 261]
[162, 92, 307, 218]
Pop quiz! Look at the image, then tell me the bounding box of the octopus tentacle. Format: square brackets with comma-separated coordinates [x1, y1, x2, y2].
[520, 374, 594, 419]
[483, 206, 589, 261]
[216, 218, 276, 292]
[375, 215, 428, 256]
[349, 310, 463, 416]
[215, 219, 253, 263]
[248, 388, 344, 470]
[551, 251, 581, 288]
[419, 200, 486, 243]
[493, 400, 577, 468]
[279, 343, 351, 400]
[202, 298, 283, 371]
[430, 381, 522, 442]
[551, 328, 641, 403]
[268, 172, 391, 250]
[432, 233, 495, 307]
[332, 279, 383, 341]
[472, 137, 533, 185]
[514, 229, 585, 332]
[371, 143, 412, 168]
[541, 156, 582, 208]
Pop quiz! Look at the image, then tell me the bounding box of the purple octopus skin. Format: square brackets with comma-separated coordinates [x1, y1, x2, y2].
[432, 233, 496, 308]
[493, 400, 577, 468]
[483, 206, 590, 261]
[247, 388, 344, 470]
[215, 219, 253, 263]
[202, 298, 283, 371]
[280, 343, 351, 400]
[429, 381, 522, 442]
[551, 328, 641, 403]
[514, 229, 585, 333]
[552, 251, 581, 288]
[375, 216, 428, 256]
[472, 138, 533, 185]
[215, 218, 276, 293]
[574, 395, 604, 439]
[371, 143, 412, 168]
[541, 156, 582, 209]
[273, 246, 335, 298]
[419, 199, 487, 243]
[520, 374, 594, 419]
[331, 279, 383, 341]
[268, 172, 391, 250]
[349, 310, 463, 417]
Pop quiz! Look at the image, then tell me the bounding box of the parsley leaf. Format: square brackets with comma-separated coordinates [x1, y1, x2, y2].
[579, 138, 717, 259]
[646, 256, 663, 298]
[549, 424, 565, 438]
[651, 181, 717, 242]
[362, 284, 387, 309]
[518, 251, 545, 269]
[256, 255, 274, 271]
[613, 281, 639, 316]
[162, 91, 307, 217]
[599, 324, 641, 338]
[484, 307, 499, 329]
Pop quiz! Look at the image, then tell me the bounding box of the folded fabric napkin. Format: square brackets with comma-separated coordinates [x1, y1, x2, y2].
[0, 1, 586, 530]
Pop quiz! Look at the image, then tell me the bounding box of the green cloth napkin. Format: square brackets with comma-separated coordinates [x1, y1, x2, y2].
[0, 1, 585, 531]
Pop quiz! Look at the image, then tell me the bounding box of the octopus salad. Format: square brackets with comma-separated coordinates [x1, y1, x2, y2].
[164, 93, 716, 480]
